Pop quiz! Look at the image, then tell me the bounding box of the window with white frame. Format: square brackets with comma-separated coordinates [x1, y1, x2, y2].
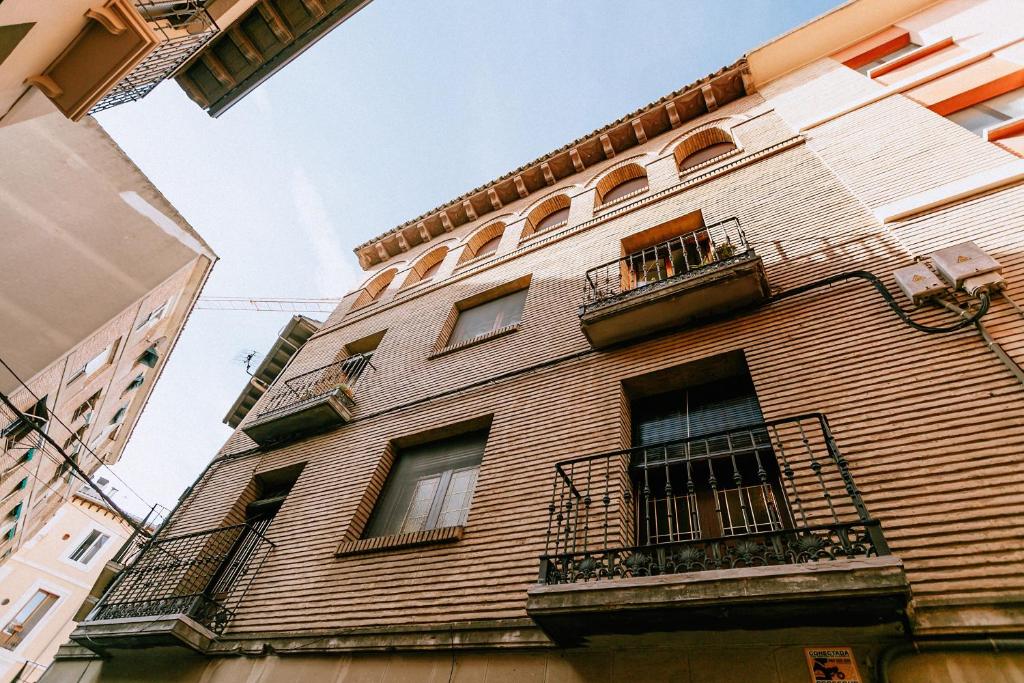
[0, 589, 59, 650]
[135, 298, 172, 331]
[68, 340, 120, 384]
[67, 529, 111, 565]
[946, 87, 1024, 136]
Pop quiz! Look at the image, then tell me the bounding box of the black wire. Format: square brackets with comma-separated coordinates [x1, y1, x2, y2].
[769, 270, 990, 334]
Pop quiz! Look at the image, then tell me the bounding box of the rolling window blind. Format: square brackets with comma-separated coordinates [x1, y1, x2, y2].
[449, 288, 528, 346]
[364, 431, 488, 538]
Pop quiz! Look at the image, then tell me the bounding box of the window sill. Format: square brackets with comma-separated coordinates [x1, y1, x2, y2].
[430, 323, 520, 359]
[335, 526, 464, 557]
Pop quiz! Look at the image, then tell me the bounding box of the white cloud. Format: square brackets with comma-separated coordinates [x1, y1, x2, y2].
[289, 166, 359, 296]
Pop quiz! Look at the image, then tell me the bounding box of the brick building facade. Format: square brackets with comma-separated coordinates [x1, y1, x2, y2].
[54, 0, 1024, 680]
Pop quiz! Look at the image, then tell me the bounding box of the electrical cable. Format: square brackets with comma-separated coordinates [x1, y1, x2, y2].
[933, 296, 1024, 387]
[0, 355, 158, 513]
[0, 389, 149, 536]
[768, 270, 990, 334]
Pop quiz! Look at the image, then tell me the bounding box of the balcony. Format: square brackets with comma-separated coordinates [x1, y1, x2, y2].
[27, 0, 218, 121]
[578, 218, 769, 348]
[241, 354, 371, 446]
[526, 414, 908, 644]
[71, 523, 273, 653]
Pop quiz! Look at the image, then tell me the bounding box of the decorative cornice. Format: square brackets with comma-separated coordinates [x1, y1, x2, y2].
[354, 60, 753, 269]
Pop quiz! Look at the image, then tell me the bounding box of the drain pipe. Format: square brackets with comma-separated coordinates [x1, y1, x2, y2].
[877, 638, 1024, 683]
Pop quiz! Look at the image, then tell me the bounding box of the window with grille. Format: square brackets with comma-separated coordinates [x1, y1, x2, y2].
[363, 431, 487, 538]
[0, 589, 59, 650]
[68, 529, 111, 565]
[631, 373, 788, 545]
[447, 287, 528, 347]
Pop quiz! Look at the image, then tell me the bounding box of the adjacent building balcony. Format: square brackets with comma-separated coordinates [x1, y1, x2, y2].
[526, 414, 908, 644]
[27, 0, 219, 121]
[71, 523, 273, 652]
[578, 218, 770, 348]
[241, 354, 372, 446]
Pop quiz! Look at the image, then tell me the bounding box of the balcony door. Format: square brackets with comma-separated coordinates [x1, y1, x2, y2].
[630, 375, 790, 546]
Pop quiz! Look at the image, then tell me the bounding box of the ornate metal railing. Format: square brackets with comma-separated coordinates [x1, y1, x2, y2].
[581, 217, 752, 313]
[88, 523, 273, 634]
[89, 1, 219, 114]
[258, 354, 373, 417]
[539, 413, 889, 584]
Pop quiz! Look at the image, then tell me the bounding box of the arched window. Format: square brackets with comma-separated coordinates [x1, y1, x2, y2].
[595, 163, 649, 206]
[458, 222, 506, 266]
[674, 128, 739, 172]
[402, 246, 449, 289]
[353, 268, 396, 309]
[523, 195, 571, 239]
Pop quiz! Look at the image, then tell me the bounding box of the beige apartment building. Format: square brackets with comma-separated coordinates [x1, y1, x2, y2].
[0, 0, 370, 125]
[53, 0, 1024, 681]
[0, 110, 215, 568]
[0, 485, 138, 683]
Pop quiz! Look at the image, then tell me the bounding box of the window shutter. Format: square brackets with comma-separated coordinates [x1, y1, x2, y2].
[449, 288, 527, 346]
[364, 431, 487, 538]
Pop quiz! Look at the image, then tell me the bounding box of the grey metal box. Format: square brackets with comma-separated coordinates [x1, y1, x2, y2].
[930, 241, 1001, 289]
[893, 263, 946, 306]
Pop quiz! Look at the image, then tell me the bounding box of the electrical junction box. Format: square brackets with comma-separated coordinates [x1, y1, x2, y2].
[893, 263, 947, 306]
[930, 241, 1002, 290]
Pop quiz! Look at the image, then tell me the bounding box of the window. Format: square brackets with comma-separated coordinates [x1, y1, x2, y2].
[109, 406, 127, 426]
[341, 330, 385, 385]
[137, 344, 159, 368]
[596, 163, 649, 205]
[68, 529, 110, 565]
[72, 390, 102, 422]
[402, 247, 448, 289]
[69, 339, 119, 384]
[124, 373, 145, 393]
[535, 206, 569, 232]
[629, 367, 788, 546]
[364, 431, 487, 538]
[853, 41, 920, 75]
[678, 142, 737, 171]
[673, 128, 739, 172]
[474, 233, 502, 258]
[458, 222, 506, 265]
[1, 397, 48, 445]
[0, 589, 58, 650]
[447, 287, 528, 348]
[135, 299, 171, 331]
[946, 88, 1024, 136]
[523, 195, 571, 238]
[353, 268, 397, 309]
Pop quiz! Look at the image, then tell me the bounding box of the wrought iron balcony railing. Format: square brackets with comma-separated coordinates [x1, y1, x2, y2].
[87, 523, 273, 634]
[89, 1, 219, 114]
[581, 217, 752, 312]
[257, 354, 372, 418]
[539, 413, 889, 585]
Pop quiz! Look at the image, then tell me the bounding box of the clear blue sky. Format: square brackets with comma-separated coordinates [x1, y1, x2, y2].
[95, 0, 842, 514]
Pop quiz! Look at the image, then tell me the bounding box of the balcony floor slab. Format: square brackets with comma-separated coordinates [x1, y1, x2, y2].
[70, 613, 216, 654]
[527, 555, 909, 645]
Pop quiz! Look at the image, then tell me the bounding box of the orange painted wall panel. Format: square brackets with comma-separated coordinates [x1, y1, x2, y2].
[832, 26, 910, 69]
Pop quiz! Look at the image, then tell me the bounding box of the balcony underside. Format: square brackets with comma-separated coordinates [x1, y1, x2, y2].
[580, 253, 769, 348]
[242, 389, 352, 446]
[70, 612, 216, 654]
[527, 555, 909, 646]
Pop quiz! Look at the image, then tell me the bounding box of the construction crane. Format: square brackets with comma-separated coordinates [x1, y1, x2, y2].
[195, 297, 341, 313]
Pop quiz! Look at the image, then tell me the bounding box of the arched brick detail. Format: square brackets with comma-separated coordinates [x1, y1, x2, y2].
[457, 222, 506, 266]
[402, 245, 449, 288]
[522, 194, 571, 239]
[353, 268, 397, 309]
[673, 127, 738, 171]
[594, 163, 650, 206]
